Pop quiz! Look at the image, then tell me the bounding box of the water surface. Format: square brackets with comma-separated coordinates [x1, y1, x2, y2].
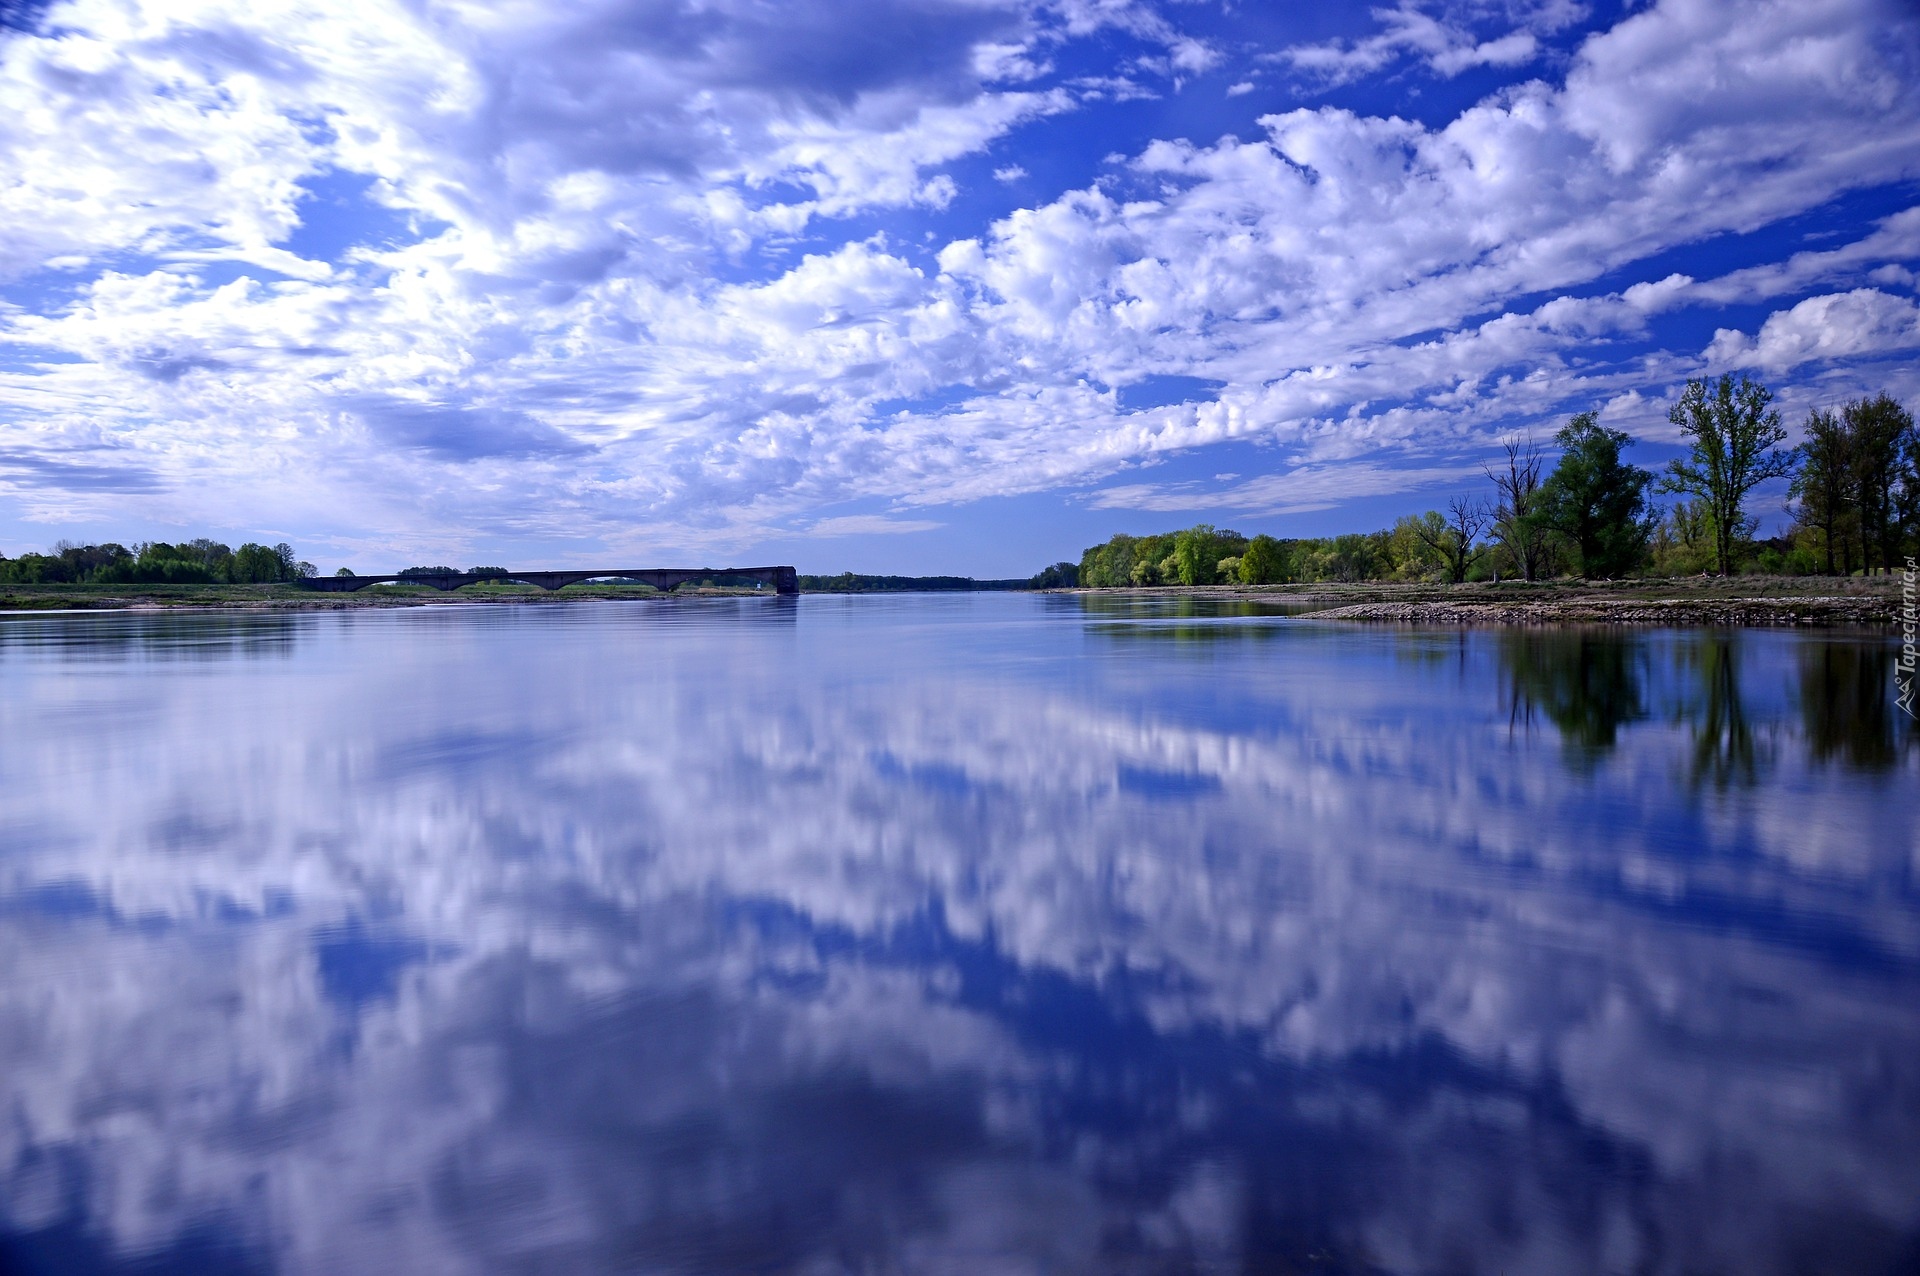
[1, 596, 1916, 1274]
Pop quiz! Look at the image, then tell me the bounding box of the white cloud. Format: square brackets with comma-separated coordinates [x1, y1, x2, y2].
[1091, 462, 1485, 514]
[1687, 207, 1920, 306]
[0, 0, 1915, 554]
[1706, 288, 1920, 372]
[807, 514, 943, 536]
[1273, 0, 1578, 87]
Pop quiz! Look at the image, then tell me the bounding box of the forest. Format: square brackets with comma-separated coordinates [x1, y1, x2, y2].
[0, 538, 315, 585]
[1055, 377, 1917, 589]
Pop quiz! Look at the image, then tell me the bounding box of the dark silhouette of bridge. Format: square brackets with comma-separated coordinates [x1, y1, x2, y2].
[301, 566, 797, 594]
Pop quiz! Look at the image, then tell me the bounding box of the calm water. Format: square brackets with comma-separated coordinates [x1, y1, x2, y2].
[1, 596, 1916, 1275]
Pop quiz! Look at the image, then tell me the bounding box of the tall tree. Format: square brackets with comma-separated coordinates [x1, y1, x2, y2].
[1539, 412, 1655, 578]
[1326, 533, 1380, 583]
[1172, 524, 1245, 585]
[1390, 512, 1447, 580]
[1236, 534, 1290, 585]
[1788, 407, 1857, 575]
[1842, 393, 1917, 575]
[1659, 374, 1798, 576]
[1655, 499, 1717, 575]
[1484, 434, 1549, 581]
[1411, 497, 1490, 584]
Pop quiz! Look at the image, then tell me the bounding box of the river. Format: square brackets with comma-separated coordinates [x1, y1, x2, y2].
[1, 595, 1915, 1274]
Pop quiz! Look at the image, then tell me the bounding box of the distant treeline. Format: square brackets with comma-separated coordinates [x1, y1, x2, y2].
[1, 553, 1024, 594]
[1056, 376, 1917, 588]
[800, 573, 1028, 593]
[0, 538, 315, 585]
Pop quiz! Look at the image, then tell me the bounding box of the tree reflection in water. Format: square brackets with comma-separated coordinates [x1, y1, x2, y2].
[1498, 627, 1909, 788]
[0, 601, 1915, 1274]
[1498, 629, 1648, 770]
[1676, 634, 1770, 791]
[1799, 638, 1906, 772]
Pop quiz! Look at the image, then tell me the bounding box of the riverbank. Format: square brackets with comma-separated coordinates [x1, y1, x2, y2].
[1068, 576, 1904, 627]
[3, 575, 1905, 627]
[0, 581, 775, 610]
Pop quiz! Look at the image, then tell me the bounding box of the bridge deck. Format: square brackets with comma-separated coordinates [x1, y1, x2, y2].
[300, 566, 797, 595]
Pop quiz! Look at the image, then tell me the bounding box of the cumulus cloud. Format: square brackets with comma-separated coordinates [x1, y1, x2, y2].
[0, 0, 1915, 555]
[1706, 288, 1920, 371]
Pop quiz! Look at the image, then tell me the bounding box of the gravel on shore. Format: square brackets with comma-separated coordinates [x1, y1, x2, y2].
[1304, 595, 1895, 627]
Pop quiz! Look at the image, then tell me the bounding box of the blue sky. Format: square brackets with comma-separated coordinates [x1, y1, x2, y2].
[0, 0, 1916, 577]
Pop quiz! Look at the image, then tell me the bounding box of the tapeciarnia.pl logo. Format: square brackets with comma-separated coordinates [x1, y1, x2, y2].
[1900, 557, 1917, 721]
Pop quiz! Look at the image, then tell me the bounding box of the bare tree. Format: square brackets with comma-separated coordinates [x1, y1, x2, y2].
[1484, 434, 1548, 581]
[1413, 496, 1491, 584]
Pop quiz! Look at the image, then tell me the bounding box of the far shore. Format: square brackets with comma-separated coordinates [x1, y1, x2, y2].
[1, 574, 1906, 628]
[0, 581, 776, 612]
[1060, 576, 1904, 627]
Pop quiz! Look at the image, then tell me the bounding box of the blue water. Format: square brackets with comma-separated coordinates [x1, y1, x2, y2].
[0, 595, 1915, 1275]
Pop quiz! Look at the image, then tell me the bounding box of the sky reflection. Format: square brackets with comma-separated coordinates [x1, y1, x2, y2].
[0, 598, 1915, 1274]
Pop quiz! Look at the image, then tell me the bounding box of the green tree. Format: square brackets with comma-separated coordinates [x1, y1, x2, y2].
[1173, 524, 1224, 585]
[1079, 531, 1194, 588]
[231, 542, 293, 582]
[1409, 497, 1490, 584]
[1538, 412, 1654, 578]
[1078, 534, 1136, 588]
[1659, 374, 1798, 576]
[1789, 407, 1857, 575]
[1650, 500, 1716, 576]
[1029, 561, 1078, 589]
[1326, 533, 1381, 582]
[1236, 535, 1288, 584]
[1389, 513, 1447, 581]
[1842, 393, 1917, 575]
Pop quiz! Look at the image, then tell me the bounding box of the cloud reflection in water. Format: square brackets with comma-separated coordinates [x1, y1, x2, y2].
[0, 598, 1915, 1274]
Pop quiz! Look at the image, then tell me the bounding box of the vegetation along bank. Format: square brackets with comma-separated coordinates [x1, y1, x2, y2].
[1041, 375, 1916, 625]
[7, 376, 1914, 627]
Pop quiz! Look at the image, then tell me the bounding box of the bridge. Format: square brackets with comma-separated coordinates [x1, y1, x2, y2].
[300, 566, 798, 595]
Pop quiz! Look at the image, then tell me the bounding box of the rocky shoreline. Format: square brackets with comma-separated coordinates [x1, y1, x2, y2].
[1302, 595, 1895, 627]
[3, 578, 1906, 628]
[1069, 577, 1905, 628]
